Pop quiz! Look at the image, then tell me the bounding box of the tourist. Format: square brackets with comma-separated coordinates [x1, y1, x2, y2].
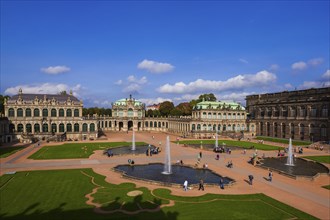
[269, 170, 273, 182]
[198, 179, 204, 191]
[199, 151, 202, 159]
[203, 163, 208, 169]
[219, 178, 224, 189]
[243, 149, 246, 154]
[248, 175, 254, 185]
[180, 160, 184, 165]
[215, 154, 220, 160]
[176, 160, 180, 164]
[183, 179, 188, 191]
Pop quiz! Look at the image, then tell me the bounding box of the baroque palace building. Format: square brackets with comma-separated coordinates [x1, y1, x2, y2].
[1, 88, 267, 143]
[246, 87, 330, 142]
[2, 89, 98, 143]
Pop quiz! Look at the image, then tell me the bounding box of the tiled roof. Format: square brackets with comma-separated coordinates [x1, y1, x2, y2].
[8, 94, 80, 103]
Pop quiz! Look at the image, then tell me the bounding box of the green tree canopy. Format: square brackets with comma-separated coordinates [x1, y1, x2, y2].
[159, 101, 175, 116]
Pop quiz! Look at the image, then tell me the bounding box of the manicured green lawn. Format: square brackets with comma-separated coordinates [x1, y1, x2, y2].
[28, 142, 146, 159]
[322, 185, 330, 190]
[0, 147, 25, 158]
[0, 169, 317, 220]
[256, 136, 312, 146]
[178, 140, 280, 150]
[303, 155, 330, 164]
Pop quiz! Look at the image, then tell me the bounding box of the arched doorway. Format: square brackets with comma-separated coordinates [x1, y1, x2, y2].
[128, 121, 133, 131]
[119, 122, 124, 131]
[138, 122, 141, 131]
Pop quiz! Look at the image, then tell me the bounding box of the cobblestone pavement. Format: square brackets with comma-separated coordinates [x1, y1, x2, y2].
[1, 131, 329, 219]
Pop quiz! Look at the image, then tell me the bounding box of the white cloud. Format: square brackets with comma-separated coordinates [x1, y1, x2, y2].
[123, 83, 141, 93]
[115, 80, 123, 85]
[139, 97, 172, 106]
[157, 70, 277, 94]
[284, 83, 293, 89]
[269, 64, 279, 71]
[127, 75, 147, 84]
[322, 69, 330, 79]
[239, 58, 249, 64]
[41, 65, 71, 74]
[291, 61, 307, 70]
[137, 59, 174, 73]
[298, 81, 323, 89]
[308, 58, 323, 66]
[5, 83, 82, 97]
[291, 58, 323, 71]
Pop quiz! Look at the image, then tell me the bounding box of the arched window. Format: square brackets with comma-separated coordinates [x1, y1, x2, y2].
[17, 124, 23, 132]
[145, 121, 148, 127]
[51, 123, 57, 133]
[66, 123, 72, 132]
[42, 109, 48, 117]
[34, 108, 40, 117]
[208, 113, 212, 119]
[74, 109, 79, 117]
[202, 124, 207, 131]
[90, 123, 95, 132]
[223, 124, 226, 131]
[192, 124, 196, 131]
[8, 108, 14, 117]
[26, 108, 31, 117]
[202, 112, 206, 119]
[59, 109, 64, 117]
[67, 109, 72, 117]
[158, 122, 161, 127]
[51, 109, 57, 117]
[128, 108, 134, 117]
[150, 121, 153, 127]
[17, 108, 23, 117]
[74, 123, 79, 132]
[82, 123, 88, 132]
[42, 123, 48, 132]
[154, 122, 157, 127]
[34, 123, 40, 133]
[26, 124, 32, 133]
[59, 123, 64, 132]
[218, 113, 222, 119]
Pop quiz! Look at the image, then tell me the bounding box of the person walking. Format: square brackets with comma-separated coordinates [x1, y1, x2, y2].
[183, 179, 188, 191]
[269, 170, 273, 182]
[248, 175, 254, 185]
[198, 179, 204, 191]
[219, 178, 224, 189]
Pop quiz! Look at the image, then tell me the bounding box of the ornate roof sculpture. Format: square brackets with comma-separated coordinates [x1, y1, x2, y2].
[112, 94, 145, 109]
[194, 100, 245, 111]
[7, 88, 82, 105]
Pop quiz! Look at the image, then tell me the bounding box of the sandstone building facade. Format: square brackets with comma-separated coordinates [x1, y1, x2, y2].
[246, 87, 330, 142]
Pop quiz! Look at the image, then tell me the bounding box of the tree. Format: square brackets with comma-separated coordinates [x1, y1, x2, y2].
[59, 91, 67, 95]
[198, 93, 217, 102]
[159, 101, 175, 116]
[175, 102, 192, 116]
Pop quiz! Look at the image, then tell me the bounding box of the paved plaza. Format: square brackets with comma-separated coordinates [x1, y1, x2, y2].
[1, 131, 329, 219]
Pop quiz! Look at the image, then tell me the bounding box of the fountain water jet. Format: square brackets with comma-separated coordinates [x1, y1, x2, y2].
[215, 128, 218, 148]
[286, 138, 294, 166]
[131, 130, 136, 151]
[162, 136, 172, 175]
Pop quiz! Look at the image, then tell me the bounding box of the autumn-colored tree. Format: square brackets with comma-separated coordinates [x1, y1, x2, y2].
[175, 102, 192, 116]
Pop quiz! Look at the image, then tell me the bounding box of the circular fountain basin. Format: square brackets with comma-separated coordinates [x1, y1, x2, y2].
[259, 157, 329, 178]
[106, 145, 157, 155]
[186, 144, 242, 152]
[114, 163, 234, 186]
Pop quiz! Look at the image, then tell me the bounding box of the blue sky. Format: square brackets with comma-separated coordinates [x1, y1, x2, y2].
[1, 1, 329, 107]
